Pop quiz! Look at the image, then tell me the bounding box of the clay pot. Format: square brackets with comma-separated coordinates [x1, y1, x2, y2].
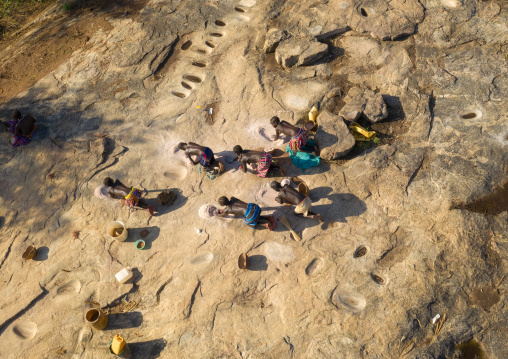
[85, 308, 108, 330]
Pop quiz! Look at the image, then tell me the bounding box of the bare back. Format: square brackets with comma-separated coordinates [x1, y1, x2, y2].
[276, 185, 305, 205]
[15, 115, 36, 137]
[223, 197, 248, 216]
[275, 121, 299, 138]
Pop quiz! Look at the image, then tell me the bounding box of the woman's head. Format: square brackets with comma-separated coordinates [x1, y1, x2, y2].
[233, 145, 243, 155]
[270, 181, 281, 191]
[270, 116, 280, 127]
[11, 110, 22, 120]
[103, 177, 114, 187]
[218, 196, 230, 206]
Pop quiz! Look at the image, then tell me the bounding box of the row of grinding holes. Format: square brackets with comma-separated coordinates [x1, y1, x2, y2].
[353, 246, 387, 285]
[173, 11, 238, 98]
[173, 27, 225, 97]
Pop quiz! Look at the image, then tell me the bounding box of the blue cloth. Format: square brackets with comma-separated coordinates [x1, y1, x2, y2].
[200, 147, 214, 166]
[243, 203, 261, 229]
[286, 139, 320, 170]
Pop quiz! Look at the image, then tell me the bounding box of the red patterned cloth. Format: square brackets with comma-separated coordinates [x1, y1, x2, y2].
[289, 128, 309, 151]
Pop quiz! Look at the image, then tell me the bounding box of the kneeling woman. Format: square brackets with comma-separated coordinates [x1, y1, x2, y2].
[215, 196, 276, 230]
[103, 177, 156, 216]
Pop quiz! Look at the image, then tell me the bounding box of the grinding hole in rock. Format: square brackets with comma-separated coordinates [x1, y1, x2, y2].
[192, 61, 207, 68]
[56, 279, 81, 295]
[195, 49, 208, 54]
[199, 204, 217, 219]
[360, 8, 368, 16]
[191, 252, 213, 265]
[462, 112, 477, 119]
[181, 40, 192, 50]
[172, 91, 188, 98]
[205, 41, 216, 48]
[12, 322, 37, 340]
[183, 74, 203, 83]
[234, 6, 246, 12]
[354, 245, 367, 258]
[211, 32, 224, 37]
[163, 166, 188, 180]
[371, 273, 386, 285]
[181, 81, 192, 89]
[215, 20, 226, 26]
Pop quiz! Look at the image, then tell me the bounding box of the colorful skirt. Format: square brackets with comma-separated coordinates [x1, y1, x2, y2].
[8, 120, 37, 148]
[289, 128, 309, 152]
[125, 188, 142, 208]
[243, 203, 261, 229]
[200, 147, 214, 166]
[257, 152, 272, 178]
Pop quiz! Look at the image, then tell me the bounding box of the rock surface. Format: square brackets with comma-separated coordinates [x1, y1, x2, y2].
[340, 87, 389, 123]
[275, 37, 328, 68]
[0, 0, 507, 358]
[263, 28, 288, 53]
[315, 110, 356, 160]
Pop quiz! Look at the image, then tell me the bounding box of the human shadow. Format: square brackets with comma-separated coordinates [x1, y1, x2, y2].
[106, 311, 143, 330]
[309, 187, 367, 228]
[33, 246, 49, 261]
[129, 338, 167, 359]
[96, 137, 116, 168]
[126, 226, 160, 250]
[247, 255, 268, 271]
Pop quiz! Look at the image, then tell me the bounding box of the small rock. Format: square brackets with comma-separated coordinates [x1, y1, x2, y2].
[298, 41, 328, 66]
[314, 110, 356, 160]
[263, 28, 288, 53]
[275, 37, 328, 69]
[376, 245, 410, 268]
[340, 88, 388, 123]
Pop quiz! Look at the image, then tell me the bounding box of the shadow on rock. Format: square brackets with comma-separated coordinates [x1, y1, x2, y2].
[310, 187, 367, 226]
[33, 246, 49, 261]
[107, 311, 143, 330]
[129, 338, 167, 359]
[215, 150, 239, 174]
[126, 226, 160, 250]
[248, 255, 268, 271]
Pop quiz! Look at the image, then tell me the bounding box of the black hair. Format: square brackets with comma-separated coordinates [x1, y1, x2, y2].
[218, 196, 229, 206]
[11, 110, 22, 120]
[233, 145, 243, 155]
[270, 116, 280, 127]
[270, 181, 281, 191]
[103, 177, 114, 187]
[178, 142, 187, 150]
